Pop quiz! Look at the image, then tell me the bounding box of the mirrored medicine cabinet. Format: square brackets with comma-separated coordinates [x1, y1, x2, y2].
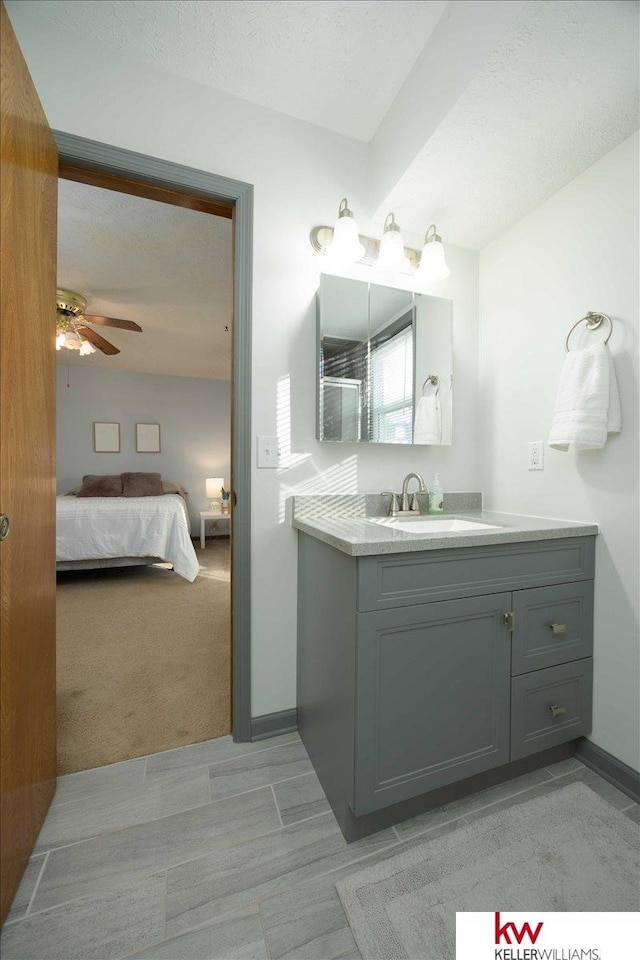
[317, 274, 453, 445]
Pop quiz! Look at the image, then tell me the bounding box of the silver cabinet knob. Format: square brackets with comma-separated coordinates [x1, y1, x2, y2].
[0, 514, 9, 541]
[548, 704, 566, 719]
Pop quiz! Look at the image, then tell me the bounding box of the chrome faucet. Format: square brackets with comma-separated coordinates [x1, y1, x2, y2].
[382, 473, 427, 517]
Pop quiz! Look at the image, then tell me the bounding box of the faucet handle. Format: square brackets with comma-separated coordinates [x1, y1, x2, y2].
[410, 492, 421, 512]
[381, 492, 400, 516]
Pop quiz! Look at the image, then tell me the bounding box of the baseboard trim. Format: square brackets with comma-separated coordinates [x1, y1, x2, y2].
[251, 709, 298, 741]
[575, 738, 640, 803]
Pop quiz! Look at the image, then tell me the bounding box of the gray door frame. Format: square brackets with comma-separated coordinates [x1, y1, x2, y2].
[53, 131, 253, 742]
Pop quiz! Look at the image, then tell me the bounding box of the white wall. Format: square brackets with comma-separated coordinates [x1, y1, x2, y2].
[479, 132, 639, 770]
[10, 18, 483, 719]
[56, 366, 230, 534]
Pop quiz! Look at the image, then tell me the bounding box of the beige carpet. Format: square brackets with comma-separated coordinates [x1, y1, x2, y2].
[56, 540, 231, 774]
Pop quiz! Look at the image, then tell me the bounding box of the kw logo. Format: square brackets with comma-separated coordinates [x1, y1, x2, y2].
[495, 912, 544, 945]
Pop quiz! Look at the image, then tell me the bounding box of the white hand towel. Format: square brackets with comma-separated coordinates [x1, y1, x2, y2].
[414, 395, 442, 444]
[549, 341, 621, 451]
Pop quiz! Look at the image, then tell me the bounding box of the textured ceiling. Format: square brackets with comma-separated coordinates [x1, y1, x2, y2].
[376, 0, 640, 247]
[8, 0, 447, 141]
[57, 180, 232, 379]
[9, 0, 639, 257]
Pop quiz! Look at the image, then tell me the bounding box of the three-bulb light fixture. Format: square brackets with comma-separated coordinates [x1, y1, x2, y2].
[311, 198, 450, 284]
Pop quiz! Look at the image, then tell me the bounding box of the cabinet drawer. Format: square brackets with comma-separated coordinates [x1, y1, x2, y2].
[511, 659, 592, 761]
[357, 537, 595, 612]
[511, 581, 593, 675]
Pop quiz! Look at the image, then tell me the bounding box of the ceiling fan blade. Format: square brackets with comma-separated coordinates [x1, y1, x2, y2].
[76, 325, 120, 355]
[82, 314, 143, 332]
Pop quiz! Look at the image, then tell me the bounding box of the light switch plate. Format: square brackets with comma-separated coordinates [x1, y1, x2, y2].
[528, 440, 544, 470]
[257, 435, 279, 468]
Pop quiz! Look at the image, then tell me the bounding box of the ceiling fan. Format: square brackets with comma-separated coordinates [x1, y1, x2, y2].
[56, 288, 143, 356]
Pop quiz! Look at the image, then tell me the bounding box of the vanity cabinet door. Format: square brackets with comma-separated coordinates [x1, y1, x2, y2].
[353, 593, 511, 815]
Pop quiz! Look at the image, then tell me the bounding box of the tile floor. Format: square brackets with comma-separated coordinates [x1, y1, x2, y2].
[1, 734, 637, 960]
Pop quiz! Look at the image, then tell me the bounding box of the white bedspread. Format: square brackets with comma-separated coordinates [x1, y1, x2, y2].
[56, 495, 200, 582]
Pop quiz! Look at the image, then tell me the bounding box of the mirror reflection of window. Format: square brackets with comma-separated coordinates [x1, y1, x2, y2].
[316, 274, 452, 445]
[370, 314, 414, 443]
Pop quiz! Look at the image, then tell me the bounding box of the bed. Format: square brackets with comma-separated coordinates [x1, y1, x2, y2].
[56, 493, 200, 582]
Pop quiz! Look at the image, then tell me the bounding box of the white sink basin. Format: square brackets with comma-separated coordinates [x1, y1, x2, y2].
[369, 517, 501, 534]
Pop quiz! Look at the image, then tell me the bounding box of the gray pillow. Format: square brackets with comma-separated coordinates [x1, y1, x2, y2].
[76, 475, 123, 497]
[121, 472, 164, 497]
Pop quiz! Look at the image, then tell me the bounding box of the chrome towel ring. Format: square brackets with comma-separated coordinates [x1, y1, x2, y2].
[422, 374, 439, 396]
[565, 312, 613, 353]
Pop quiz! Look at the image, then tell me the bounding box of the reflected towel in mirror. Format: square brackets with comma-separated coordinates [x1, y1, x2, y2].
[414, 395, 442, 444]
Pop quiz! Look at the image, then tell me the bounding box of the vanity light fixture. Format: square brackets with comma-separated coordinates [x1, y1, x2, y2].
[415, 224, 450, 284]
[375, 213, 411, 274]
[322, 198, 364, 266]
[310, 202, 442, 277]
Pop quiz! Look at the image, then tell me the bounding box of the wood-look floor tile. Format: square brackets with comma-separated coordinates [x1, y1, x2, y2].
[461, 767, 635, 827]
[260, 872, 358, 960]
[0, 873, 164, 960]
[123, 906, 266, 960]
[622, 804, 640, 823]
[272, 772, 331, 826]
[145, 733, 299, 781]
[165, 812, 397, 939]
[208, 741, 312, 801]
[4, 856, 46, 923]
[32, 787, 280, 913]
[36, 767, 211, 853]
[260, 819, 465, 960]
[53, 758, 146, 806]
[394, 767, 553, 842]
[544, 757, 585, 778]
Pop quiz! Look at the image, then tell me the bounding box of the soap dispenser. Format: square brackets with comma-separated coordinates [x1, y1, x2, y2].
[428, 474, 444, 514]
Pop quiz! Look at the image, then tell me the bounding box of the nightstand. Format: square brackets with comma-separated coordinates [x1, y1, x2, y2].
[200, 511, 230, 548]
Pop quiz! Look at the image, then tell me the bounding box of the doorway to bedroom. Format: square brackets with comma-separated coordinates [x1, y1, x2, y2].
[55, 166, 235, 774]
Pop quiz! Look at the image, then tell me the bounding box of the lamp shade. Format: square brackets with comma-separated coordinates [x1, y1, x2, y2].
[206, 477, 224, 499]
[324, 198, 364, 266]
[415, 225, 450, 284]
[375, 213, 410, 274]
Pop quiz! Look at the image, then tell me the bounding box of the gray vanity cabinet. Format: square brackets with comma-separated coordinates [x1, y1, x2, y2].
[354, 594, 511, 815]
[297, 532, 595, 840]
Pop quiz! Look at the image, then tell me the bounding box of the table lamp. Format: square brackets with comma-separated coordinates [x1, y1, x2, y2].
[206, 477, 224, 512]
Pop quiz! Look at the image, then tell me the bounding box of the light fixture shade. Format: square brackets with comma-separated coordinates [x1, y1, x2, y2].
[416, 224, 450, 283]
[375, 213, 410, 273]
[206, 477, 224, 499]
[79, 339, 96, 356]
[324, 198, 364, 265]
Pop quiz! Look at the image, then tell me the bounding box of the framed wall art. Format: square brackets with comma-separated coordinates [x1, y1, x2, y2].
[93, 421, 120, 453]
[136, 422, 161, 453]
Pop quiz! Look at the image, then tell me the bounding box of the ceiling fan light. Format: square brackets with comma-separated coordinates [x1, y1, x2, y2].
[416, 224, 450, 284]
[324, 198, 364, 265]
[55, 332, 66, 350]
[79, 339, 96, 356]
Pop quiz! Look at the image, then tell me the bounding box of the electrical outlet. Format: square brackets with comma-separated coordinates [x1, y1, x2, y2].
[257, 435, 279, 468]
[528, 440, 544, 471]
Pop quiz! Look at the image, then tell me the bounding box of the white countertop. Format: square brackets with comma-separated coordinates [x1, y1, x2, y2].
[292, 509, 598, 557]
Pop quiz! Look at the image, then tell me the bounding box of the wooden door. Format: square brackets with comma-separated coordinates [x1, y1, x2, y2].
[0, 2, 58, 925]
